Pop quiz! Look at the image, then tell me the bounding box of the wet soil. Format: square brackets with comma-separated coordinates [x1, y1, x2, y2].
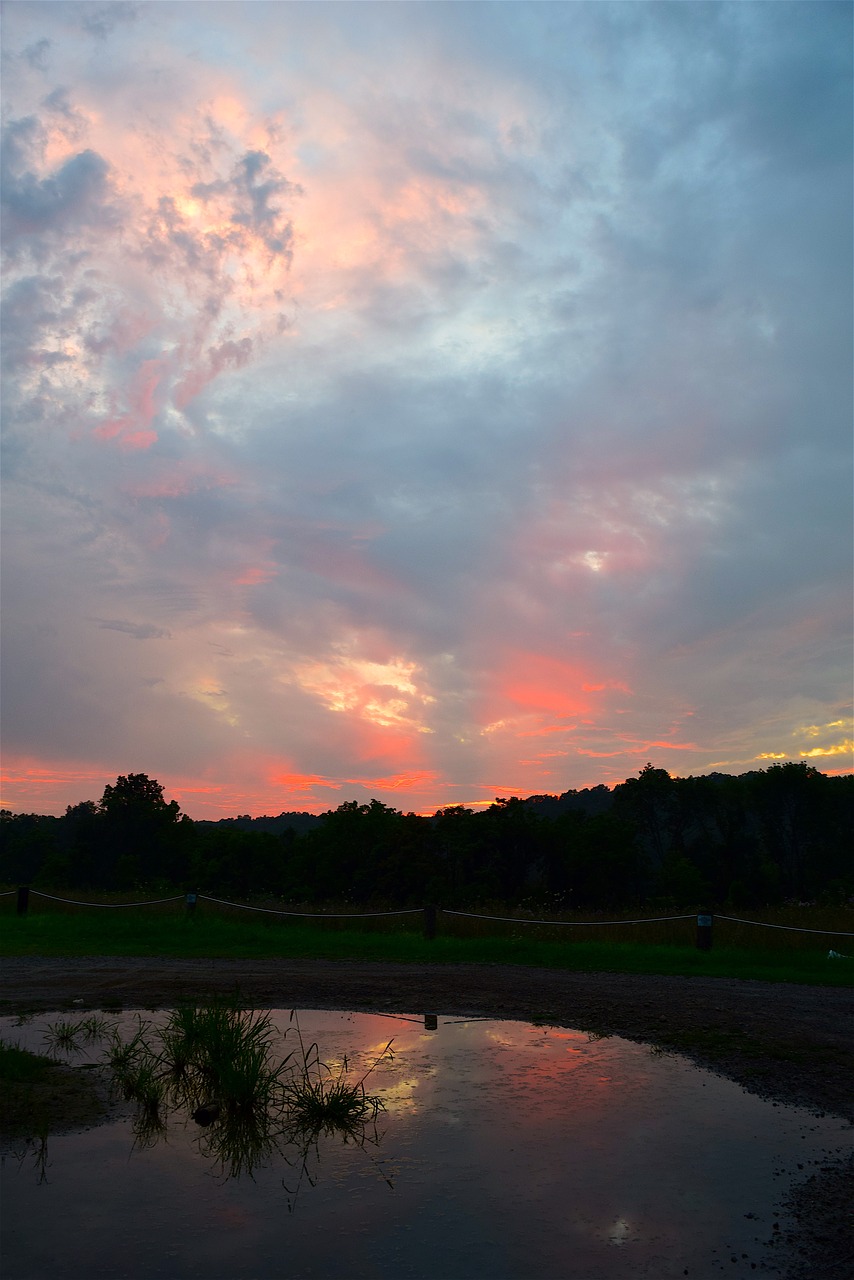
[1, 956, 851, 1277]
[0, 1058, 114, 1141]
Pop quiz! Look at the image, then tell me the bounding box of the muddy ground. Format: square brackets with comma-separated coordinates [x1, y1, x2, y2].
[1, 956, 851, 1278]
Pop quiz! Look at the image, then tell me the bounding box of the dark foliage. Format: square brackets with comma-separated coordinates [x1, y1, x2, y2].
[1, 763, 851, 909]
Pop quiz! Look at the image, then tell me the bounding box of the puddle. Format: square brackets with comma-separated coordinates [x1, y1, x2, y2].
[2, 1009, 850, 1279]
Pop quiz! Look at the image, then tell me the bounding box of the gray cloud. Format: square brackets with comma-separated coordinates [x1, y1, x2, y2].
[1, 118, 113, 246]
[190, 150, 300, 260]
[1, 0, 850, 815]
[93, 618, 172, 640]
[80, 3, 138, 41]
[23, 38, 52, 71]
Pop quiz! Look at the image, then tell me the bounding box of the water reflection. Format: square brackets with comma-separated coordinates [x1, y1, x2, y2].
[4, 1005, 395, 1202]
[2, 1010, 852, 1280]
[8, 1134, 50, 1185]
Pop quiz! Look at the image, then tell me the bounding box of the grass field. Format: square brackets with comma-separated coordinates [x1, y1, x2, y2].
[2, 895, 852, 986]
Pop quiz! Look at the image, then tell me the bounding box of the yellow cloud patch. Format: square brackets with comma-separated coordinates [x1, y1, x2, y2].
[799, 740, 854, 759]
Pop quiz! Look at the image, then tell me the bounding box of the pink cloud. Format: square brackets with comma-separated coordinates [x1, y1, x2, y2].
[287, 532, 404, 598]
[92, 357, 168, 449]
[516, 724, 576, 738]
[233, 563, 278, 587]
[493, 651, 595, 718]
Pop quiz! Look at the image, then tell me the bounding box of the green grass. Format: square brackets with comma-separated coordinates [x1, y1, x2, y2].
[1, 907, 852, 985]
[0, 1041, 55, 1084]
[0, 1039, 108, 1140]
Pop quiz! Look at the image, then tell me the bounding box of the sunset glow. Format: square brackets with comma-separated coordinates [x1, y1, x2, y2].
[1, 2, 851, 819]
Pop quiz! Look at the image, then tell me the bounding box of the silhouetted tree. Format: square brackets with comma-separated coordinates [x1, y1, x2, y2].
[96, 774, 188, 888]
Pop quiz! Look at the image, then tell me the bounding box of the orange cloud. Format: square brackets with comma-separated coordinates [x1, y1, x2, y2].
[350, 723, 427, 768]
[268, 771, 339, 792]
[516, 724, 577, 738]
[293, 651, 434, 735]
[0, 757, 113, 811]
[345, 770, 439, 792]
[498, 652, 594, 718]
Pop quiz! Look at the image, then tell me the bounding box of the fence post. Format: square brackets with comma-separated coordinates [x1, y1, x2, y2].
[17, 886, 30, 916]
[696, 911, 713, 951]
[185, 891, 197, 918]
[423, 904, 437, 940]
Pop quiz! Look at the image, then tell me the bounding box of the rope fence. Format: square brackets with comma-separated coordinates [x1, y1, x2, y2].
[5, 886, 852, 946]
[28, 890, 185, 909]
[715, 914, 854, 936]
[444, 909, 696, 926]
[197, 894, 421, 919]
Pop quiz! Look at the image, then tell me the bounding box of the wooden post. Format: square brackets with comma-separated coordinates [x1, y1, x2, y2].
[696, 911, 713, 951]
[16, 886, 30, 916]
[423, 904, 437, 940]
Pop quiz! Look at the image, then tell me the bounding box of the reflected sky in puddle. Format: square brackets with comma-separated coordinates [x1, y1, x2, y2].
[2, 1009, 851, 1280]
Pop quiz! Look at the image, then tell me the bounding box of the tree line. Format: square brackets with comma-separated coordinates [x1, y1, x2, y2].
[1, 763, 851, 910]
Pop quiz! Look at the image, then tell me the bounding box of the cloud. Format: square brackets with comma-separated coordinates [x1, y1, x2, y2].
[23, 38, 52, 71]
[80, 3, 139, 41]
[0, 119, 112, 245]
[190, 150, 299, 259]
[0, 1, 850, 817]
[93, 618, 171, 640]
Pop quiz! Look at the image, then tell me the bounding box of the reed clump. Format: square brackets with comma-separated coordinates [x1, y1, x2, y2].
[38, 1003, 392, 1181]
[283, 1010, 392, 1139]
[156, 1004, 289, 1114]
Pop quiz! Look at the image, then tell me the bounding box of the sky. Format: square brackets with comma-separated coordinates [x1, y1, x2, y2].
[1, 1, 852, 820]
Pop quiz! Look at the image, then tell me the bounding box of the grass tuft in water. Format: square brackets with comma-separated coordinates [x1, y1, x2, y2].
[283, 1010, 392, 1138]
[91, 1003, 392, 1183]
[157, 1001, 291, 1115]
[41, 1013, 118, 1059]
[9, 1006, 396, 1199]
[41, 1018, 86, 1057]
